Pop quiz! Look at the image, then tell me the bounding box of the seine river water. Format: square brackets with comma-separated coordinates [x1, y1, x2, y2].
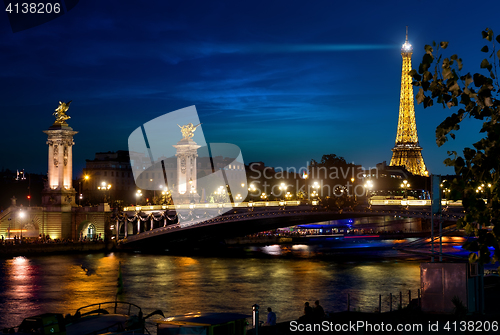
[0, 247, 428, 330]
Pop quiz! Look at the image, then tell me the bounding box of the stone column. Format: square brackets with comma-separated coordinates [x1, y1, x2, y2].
[172, 138, 201, 203]
[42, 123, 78, 211]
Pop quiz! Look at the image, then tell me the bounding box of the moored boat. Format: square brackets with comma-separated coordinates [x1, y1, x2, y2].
[3, 301, 164, 335]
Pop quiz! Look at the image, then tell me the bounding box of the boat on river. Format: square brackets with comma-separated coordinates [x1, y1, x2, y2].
[3, 301, 164, 335]
[157, 312, 250, 335]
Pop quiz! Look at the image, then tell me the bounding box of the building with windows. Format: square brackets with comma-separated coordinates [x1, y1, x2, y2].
[82, 150, 246, 205]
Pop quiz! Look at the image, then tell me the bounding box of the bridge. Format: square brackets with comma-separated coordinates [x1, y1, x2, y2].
[114, 201, 465, 250]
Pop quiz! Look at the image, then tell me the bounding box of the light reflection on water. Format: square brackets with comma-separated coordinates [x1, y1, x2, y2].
[0, 250, 424, 329]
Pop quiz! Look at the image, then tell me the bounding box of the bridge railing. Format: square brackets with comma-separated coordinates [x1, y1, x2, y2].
[369, 199, 463, 206]
[123, 200, 303, 212]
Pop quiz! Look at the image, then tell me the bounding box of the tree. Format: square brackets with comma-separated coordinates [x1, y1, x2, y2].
[411, 28, 500, 266]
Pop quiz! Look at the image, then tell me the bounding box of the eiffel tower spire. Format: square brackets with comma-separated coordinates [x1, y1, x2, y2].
[389, 27, 428, 176]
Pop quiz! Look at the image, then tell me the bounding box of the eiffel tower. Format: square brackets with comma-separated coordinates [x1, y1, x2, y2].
[389, 27, 428, 176]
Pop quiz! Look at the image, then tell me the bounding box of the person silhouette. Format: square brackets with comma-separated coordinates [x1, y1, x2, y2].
[313, 300, 325, 320]
[266, 307, 276, 326]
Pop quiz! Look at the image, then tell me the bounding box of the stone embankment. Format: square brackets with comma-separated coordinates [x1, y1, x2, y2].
[0, 241, 114, 256]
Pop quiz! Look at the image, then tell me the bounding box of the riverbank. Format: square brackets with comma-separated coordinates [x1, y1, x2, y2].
[224, 232, 433, 246]
[0, 241, 114, 257]
[250, 309, 500, 334]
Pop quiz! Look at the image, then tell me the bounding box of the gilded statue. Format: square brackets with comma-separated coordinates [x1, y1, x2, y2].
[178, 123, 201, 140]
[53, 100, 72, 124]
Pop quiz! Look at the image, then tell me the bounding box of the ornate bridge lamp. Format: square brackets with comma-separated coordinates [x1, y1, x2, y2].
[18, 210, 25, 243]
[189, 178, 195, 203]
[98, 182, 112, 203]
[311, 181, 320, 205]
[135, 189, 142, 206]
[160, 186, 171, 205]
[400, 180, 410, 209]
[400, 180, 410, 199]
[279, 183, 287, 208]
[364, 180, 373, 208]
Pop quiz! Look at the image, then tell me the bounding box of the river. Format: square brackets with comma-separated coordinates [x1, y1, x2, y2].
[0, 247, 427, 330]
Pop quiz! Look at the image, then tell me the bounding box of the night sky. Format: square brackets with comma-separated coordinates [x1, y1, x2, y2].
[1, 0, 498, 177]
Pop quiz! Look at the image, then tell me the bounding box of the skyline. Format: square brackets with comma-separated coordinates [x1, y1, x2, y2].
[1, 1, 498, 177]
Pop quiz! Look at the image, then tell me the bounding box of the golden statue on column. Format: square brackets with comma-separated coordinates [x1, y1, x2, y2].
[178, 123, 201, 140]
[53, 100, 72, 125]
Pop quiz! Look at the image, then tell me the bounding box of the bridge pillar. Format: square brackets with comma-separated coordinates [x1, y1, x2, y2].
[137, 217, 141, 234]
[172, 137, 201, 204]
[125, 220, 128, 238]
[150, 217, 154, 231]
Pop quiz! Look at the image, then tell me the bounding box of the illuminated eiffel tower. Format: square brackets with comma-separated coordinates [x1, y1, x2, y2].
[389, 27, 428, 176]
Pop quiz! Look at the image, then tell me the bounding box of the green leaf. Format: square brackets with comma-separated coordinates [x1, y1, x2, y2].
[481, 45, 489, 53]
[496, 35, 500, 43]
[440, 41, 449, 49]
[482, 30, 488, 39]
[424, 44, 434, 54]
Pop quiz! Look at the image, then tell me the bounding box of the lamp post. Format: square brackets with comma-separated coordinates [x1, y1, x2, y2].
[19, 210, 25, 243]
[364, 180, 373, 206]
[279, 183, 287, 201]
[135, 190, 142, 206]
[400, 180, 410, 199]
[312, 181, 319, 193]
[248, 183, 257, 201]
[98, 182, 112, 203]
[160, 186, 170, 205]
[189, 178, 195, 203]
[82, 175, 89, 205]
[215, 186, 226, 204]
[400, 180, 410, 208]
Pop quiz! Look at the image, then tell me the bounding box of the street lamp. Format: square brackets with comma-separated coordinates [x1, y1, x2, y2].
[160, 186, 171, 205]
[98, 182, 112, 203]
[215, 186, 226, 203]
[364, 180, 373, 205]
[135, 189, 142, 206]
[18, 210, 25, 243]
[188, 178, 196, 203]
[279, 183, 287, 201]
[400, 180, 410, 200]
[311, 181, 320, 201]
[80, 175, 90, 205]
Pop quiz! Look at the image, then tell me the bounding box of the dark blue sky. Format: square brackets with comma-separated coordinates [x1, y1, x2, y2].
[1, 0, 497, 177]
